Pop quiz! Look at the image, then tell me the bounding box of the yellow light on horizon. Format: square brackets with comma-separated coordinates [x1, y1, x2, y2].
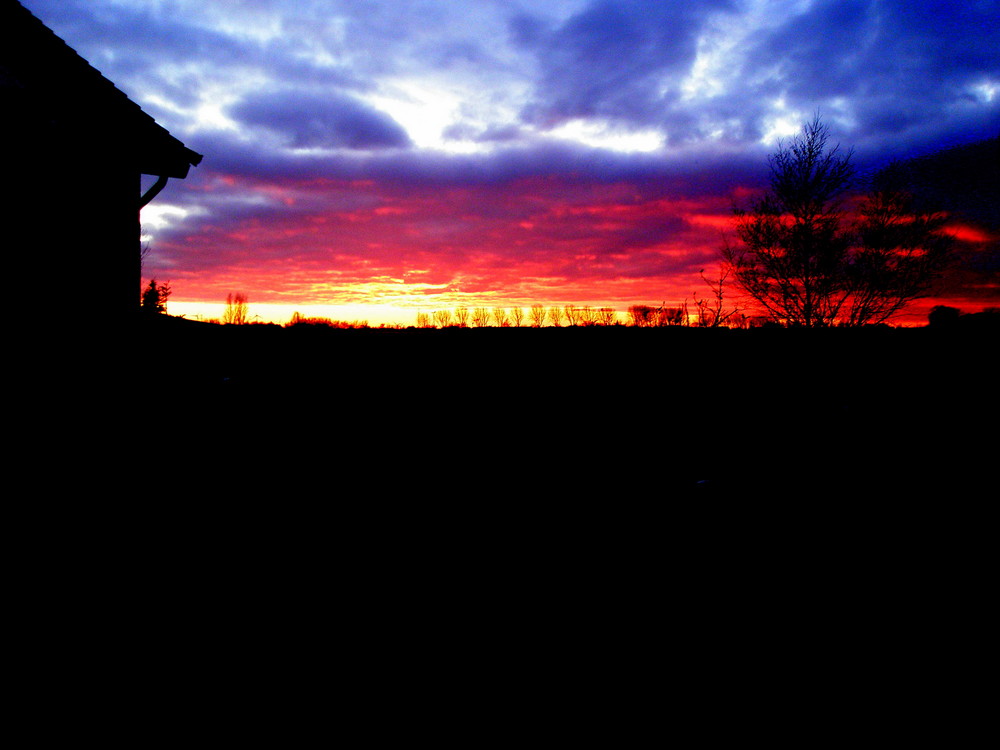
[168, 301, 416, 326]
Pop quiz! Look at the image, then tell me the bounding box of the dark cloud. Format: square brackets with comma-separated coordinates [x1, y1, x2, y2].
[742, 0, 1000, 151]
[186, 126, 760, 197]
[519, 0, 735, 127]
[507, 12, 547, 49]
[26, 0, 999, 157]
[755, 0, 876, 98]
[230, 90, 412, 149]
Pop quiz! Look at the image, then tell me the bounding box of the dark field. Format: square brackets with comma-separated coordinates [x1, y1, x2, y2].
[44, 316, 994, 660]
[81, 316, 994, 499]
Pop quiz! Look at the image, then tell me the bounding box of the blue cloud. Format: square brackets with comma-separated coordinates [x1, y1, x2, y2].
[231, 90, 412, 150]
[743, 0, 1000, 149]
[518, 0, 735, 127]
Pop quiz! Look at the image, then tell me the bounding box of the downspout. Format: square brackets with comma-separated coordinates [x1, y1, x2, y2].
[138, 174, 169, 209]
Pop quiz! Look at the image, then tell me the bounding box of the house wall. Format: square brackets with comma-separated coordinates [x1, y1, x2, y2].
[3, 3, 196, 326]
[6, 123, 142, 324]
[74, 160, 141, 321]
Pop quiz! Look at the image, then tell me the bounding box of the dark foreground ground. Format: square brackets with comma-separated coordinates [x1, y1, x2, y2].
[29, 316, 991, 740]
[56, 316, 996, 500]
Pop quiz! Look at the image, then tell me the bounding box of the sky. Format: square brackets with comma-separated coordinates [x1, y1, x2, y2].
[22, 0, 1000, 325]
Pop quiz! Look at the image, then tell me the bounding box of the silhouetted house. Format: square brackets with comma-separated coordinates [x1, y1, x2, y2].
[2, 1, 202, 321]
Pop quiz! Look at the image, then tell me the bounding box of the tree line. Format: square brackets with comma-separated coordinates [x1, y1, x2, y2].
[412, 300, 754, 328]
[415, 305, 618, 328]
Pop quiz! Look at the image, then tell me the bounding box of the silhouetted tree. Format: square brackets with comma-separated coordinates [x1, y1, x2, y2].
[434, 309, 453, 328]
[548, 307, 563, 327]
[928, 305, 961, 328]
[223, 292, 249, 325]
[692, 267, 743, 327]
[845, 163, 952, 325]
[140, 278, 171, 315]
[530, 304, 547, 327]
[628, 305, 656, 326]
[657, 305, 687, 326]
[454, 307, 470, 327]
[727, 312, 749, 329]
[598, 307, 617, 326]
[493, 307, 510, 327]
[472, 307, 491, 327]
[725, 116, 951, 327]
[510, 307, 525, 327]
[286, 313, 367, 328]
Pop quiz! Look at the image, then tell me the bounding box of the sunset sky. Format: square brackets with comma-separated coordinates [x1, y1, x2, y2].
[22, 0, 1000, 325]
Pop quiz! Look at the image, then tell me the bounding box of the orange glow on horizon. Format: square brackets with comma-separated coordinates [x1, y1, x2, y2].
[943, 224, 994, 243]
[146, 172, 995, 329]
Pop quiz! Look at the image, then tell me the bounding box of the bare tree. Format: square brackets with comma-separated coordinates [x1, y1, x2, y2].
[727, 312, 749, 329]
[628, 305, 656, 327]
[598, 307, 617, 326]
[530, 304, 547, 327]
[434, 309, 453, 328]
[724, 116, 950, 327]
[548, 306, 563, 327]
[493, 307, 510, 327]
[472, 307, 491, 327]
[454, 307, 470, 327]
[510, 307, 525, 327]
[564, 304, 581, 326]
[657, 305, 687, 326]
[692, 266, 743, 327]
[223, 292, 249, 325]
[843, 164, 952, 325]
